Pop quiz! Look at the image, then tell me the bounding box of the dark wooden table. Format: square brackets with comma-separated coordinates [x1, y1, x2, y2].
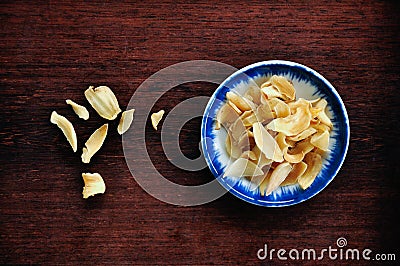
[1, 1, 399, 265]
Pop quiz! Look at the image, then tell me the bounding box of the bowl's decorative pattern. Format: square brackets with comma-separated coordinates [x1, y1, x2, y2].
[201, 60, 349, 207]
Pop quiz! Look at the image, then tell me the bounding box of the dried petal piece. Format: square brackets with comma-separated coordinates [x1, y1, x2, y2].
[315, 99, 333, 127]
[252, 145, 273, 168]
[66, 99, 89, 120]
[151, 110, 165, 130]
[288, 127, 317, 142]
[244, 85, 261, 105]
[228, 118, 247, 142]
[290, 138, 315, 155]
[261, 85, 282, 99]
[253, 122, 284, 162]
[298, 152, 323, 190]
[81, 124, 108, 163]
[84, 86, 121, 120]
[264, 162, 293, 196]
[50, 111, 77, 152]
[224, 158, 264, 178]
[227, 100, 243, 115]
[240, 150, 257, 161]
[283, 147, 304, 163]
[256, 104, 274, 122]
[275, 132, 293, 150]
[117, 109, 135, 135]
[266, 105, 312, 136]
[225, 134, 242, 159]
[226, 91, 255, 112]
[310, 130, 330, 151]
[281, 162, 307, 186]
[259, 170, 272, 196]
[82, 173, 106, 199]
[268, 98, 290, 118]
[216, 103, 239, 130]
[269, 75, 296, 101]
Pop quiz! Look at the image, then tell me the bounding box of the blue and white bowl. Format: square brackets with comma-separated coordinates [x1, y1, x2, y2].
[201, 60, 350, 207]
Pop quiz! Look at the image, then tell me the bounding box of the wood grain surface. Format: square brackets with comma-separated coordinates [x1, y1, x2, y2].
[1, 1, 399, 265]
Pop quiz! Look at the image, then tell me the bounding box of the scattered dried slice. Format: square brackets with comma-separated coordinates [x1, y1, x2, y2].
[261, 85, 282, 99]
[227, 100, 243, 115]
[269, 75, 296, 101]
[310, 130, 330, 151]
[240, 150, 257, 161]
[252, 145, 273, 168]
[81, 124, 108, 163]
[264, 162, 293, 196]
[82, 172, 106, 199]
[298, 152, 323, 190]
[216, 103, 239, 130]
[66, 99, 89, 120]
[281, 162, 307, 186]
[50, 111, 77, 152]
[84, 86, 121, 120]
[151, 110, 165, 130]
[288, 127, 317, 142]
[225, 134, 242, 159]
[315, 99, 333, 127]
[255, 104, 274, 122]
[266, 105, 312, 136]
[226, 91, 255, 112]
[252, 122, 283, 162]
[117, 109, 135, 135]
[268, 98, 290, 118]
[224, 158, 264, 178]
[283, 147, 304, 163]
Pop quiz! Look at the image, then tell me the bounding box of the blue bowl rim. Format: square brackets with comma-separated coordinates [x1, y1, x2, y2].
[200, 60, 350, 207]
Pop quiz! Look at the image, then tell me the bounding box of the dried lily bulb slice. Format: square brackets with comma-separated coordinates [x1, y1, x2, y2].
[226, 91, 255, 112]
[50, 111, 77, 152]
[259, 170, 272, 196]
[288, 127, 317, 142]
[269, 75, 296, 101]
[228, 118, 247, 142]
[151, 110, 165, 130]
[66, 99, 89, 120]
[223, 158, 264, 178]
[225, 134, 242, 159]
[251, 145, 272, 168]
[264, 162, 293, 196]
[310, 130, 330, 151]
[275, 132, 294, 150]
[81, 124, 108, 163]
[255, 104, 274, 122]
[82, 173, 106, 199]
[298, 152, 323, 190]
[315, 98, 333, 127]
[84, 86, 121, 120]
[240, 150, 257, 161]
[281, 161, 308, 186]
[283, 147, 304, 164]
[216, 103, 239, 130]
[252, 122, 283, 162]
[244, 85, 261, 105]
[266, 105, 312, 136]
[117, 109, 135, 135]
[267, 98, 290, 118]
[227, 100, 243, 115]
[260, 84, 282, 99]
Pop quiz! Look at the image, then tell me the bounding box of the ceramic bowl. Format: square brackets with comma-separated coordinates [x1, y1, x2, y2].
[201, 60, 349, 207]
